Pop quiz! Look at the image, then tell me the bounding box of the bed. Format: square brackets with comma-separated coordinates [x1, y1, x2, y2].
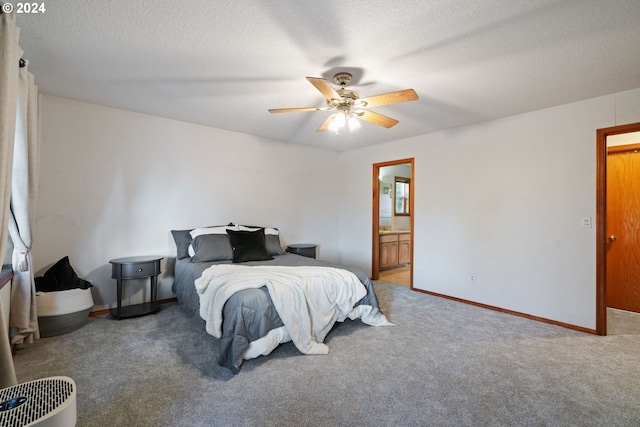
[171, 224, 391, 373]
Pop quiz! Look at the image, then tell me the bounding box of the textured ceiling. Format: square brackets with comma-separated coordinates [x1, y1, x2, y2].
[14, 0, 640, 151]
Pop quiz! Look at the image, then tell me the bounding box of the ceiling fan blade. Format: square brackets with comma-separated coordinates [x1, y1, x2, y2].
[268, 106, 330, 113]
[306, 77, 341, 101]
[358, 89, 418, 108]
[316, 115, 335, 132]
[358, 110, 399, 128]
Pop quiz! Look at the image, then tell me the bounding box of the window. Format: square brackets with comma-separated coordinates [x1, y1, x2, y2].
[393, 177, 410, 216]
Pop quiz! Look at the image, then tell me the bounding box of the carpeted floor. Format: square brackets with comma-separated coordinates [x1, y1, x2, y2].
[12, 281, 640, 426]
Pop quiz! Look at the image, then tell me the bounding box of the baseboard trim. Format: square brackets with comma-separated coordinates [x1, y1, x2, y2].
[412, 288, 596, 335]
[89, 297, 178, 317]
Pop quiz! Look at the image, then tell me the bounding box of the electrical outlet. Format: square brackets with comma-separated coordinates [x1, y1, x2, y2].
[470, 273, 476, 283]
[581, 216, 592, 228]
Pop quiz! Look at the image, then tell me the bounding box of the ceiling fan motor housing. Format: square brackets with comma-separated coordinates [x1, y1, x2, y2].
[333, 72, 353, 86]
[327, 73, 362, 110]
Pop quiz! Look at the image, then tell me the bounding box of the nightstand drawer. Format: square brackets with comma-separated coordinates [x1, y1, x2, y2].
[111, 258, 161, 280]
[120, 262, 159, 279]
[286, 244, 317, 259]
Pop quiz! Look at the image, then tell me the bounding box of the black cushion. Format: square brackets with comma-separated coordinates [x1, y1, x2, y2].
[234, 224, 284, 256]
[35, 256, 93, 292]
[226, 228, 273, 263]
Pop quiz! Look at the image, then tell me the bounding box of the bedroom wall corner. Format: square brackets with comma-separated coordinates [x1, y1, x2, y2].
[615, 87, 640, 126]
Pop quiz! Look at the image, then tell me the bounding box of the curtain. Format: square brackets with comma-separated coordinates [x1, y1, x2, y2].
[8, 55, 39, 347]
[0, 8, 21, 388]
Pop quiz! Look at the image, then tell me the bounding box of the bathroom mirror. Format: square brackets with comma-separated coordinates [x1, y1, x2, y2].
[394, 177, 410, 216]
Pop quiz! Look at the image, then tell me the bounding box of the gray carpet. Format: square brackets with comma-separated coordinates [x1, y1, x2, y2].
[12, 282, 640, 426]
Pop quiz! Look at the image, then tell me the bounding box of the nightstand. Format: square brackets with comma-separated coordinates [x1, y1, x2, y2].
[286, 244, 317, 259]
[109, 256, 162, 319]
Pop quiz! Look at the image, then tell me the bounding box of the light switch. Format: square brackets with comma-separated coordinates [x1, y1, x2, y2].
[581, 217, 592, 228]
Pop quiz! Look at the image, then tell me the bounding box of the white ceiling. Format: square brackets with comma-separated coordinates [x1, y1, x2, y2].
[14, 0, 640, 151]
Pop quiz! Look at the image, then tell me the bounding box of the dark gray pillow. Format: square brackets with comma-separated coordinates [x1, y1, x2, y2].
[171, 224, 232, 259]
[171, 229, 193, 259]
[265, 234, 285, 256]
[226, 228, 273, 263]
[191, 234, 234, 263]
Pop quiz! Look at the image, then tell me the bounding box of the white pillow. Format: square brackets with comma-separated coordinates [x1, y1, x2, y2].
[238, 226, 279, 235]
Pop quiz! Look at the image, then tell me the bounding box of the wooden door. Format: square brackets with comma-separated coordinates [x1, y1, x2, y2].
[606, 145, 640, 313]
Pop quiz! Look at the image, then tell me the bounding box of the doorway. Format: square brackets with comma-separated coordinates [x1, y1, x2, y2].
[596, 122, 640, 335]
[372, 158, 414, 288]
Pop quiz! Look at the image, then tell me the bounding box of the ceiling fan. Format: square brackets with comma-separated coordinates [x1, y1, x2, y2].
[268, 72, 419, 133]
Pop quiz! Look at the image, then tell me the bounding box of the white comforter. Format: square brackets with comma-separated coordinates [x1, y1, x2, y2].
[195, 264, 390, 355]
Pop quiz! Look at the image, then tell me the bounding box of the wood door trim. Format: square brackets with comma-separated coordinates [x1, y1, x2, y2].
[372, 158, 414, 288]
[596, 122, 640, 335]
[372, 165, 380, 279]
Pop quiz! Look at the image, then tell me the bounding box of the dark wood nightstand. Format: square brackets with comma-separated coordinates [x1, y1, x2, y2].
[109, 256, 162, 319]
[286, 244, 317, 259]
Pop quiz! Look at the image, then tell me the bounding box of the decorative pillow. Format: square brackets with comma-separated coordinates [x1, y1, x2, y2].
[191, 234, 233, 263]
[226, 228, 273, 263]
[35, 256, 93, 292]
[171, 229, 193, 259]
[187, 225, 237, 257]
[235, 225, 284, 255]
[265, 234, 285, 256]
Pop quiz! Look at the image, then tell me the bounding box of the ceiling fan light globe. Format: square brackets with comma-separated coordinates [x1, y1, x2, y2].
[335, 112, 346, 127]
[348, 116, 361, 131]
[328, 117, 339, 132]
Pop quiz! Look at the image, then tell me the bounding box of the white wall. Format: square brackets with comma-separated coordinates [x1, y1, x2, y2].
[338, 87, 640, 330]
[34, 95, 341, 311]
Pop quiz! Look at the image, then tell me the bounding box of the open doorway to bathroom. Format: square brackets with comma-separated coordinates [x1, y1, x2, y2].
[372, 158, 414, 288]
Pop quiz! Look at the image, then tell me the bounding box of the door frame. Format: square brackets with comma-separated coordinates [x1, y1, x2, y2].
[596, 121, 640, 335]
[372, 158, 414, 288]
